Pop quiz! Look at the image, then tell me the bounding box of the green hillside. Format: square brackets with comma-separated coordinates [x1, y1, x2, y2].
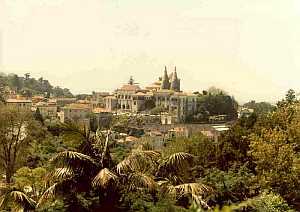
[0, 72, 73, 98]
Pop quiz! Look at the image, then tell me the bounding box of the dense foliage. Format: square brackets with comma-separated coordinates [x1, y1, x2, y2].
[189, 92, 238, 123]
[0, 72, 73, 97]
[243, 100, 275, 115]
[0, 89, 300, 211]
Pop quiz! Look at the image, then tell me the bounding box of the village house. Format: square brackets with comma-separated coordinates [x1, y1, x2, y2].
[91, 92, 110, 108]
[35, 101, 58, 119]
[58, 102, 92, 124]
[92, 107, 113, 129]
[6, 98, 32, 110]
[53, 97, 77, 107]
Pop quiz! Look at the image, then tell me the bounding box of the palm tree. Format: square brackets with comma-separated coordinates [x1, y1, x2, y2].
[0, 119, 212, 211]
[114, 149, 213, 208]
[37, 149, 102, 211]
[0, 185, 36, 212]
[34, 121, 212, 211]
[36, 138, 213, 211]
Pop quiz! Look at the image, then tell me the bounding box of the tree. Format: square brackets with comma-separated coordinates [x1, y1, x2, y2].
[198, 191, 294, 212]
[277, 89, 298, 107]
[202, 165, 255, 207]
[0, 106, 40, 183]
[144, 99, 156, 110]
[195, 94, 238, 121]
[207, 86, 228, 96]
[13, 166, 47, 198]
[0, 74, 5, 103]
[286, 89, 297, 104]
[243, 101, 275, 115]
[34, 123, 212, 211]
[0, 188, 36, 211]
[150, 106, 168, 115]
[10, 74, 22, 92]
[248, 128, 300, 207]
[34, 108, 44, 125]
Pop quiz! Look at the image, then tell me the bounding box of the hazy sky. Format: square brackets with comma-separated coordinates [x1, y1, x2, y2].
[1, 0, 300, 103]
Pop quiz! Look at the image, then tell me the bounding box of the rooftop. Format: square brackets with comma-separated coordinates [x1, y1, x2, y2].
[118, 84, 141, 91]
[6, 99, 32, 103]
[64, 103, 91, 110]
[36, 102, 57, 107]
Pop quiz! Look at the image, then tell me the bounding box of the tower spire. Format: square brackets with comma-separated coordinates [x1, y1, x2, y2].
[161, 66, 170, 89]
[173, 66, 178, 80]
[170, 66, 180, 92]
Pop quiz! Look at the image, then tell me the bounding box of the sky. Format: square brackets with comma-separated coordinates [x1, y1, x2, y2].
[1, 0, 300, 103]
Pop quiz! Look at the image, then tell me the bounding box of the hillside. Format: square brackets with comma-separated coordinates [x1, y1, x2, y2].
[0, 72, 73, 98]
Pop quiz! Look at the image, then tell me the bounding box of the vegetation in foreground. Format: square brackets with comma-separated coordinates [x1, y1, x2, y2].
[0, 90, 299, 211]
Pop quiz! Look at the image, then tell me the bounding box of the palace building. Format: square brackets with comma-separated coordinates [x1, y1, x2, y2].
[105, 66, 198, 123]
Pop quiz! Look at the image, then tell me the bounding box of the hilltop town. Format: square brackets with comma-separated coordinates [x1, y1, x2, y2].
[2, 68, 294, 212]
[0, 67, 242, 140]
[1, 0, 299, 210]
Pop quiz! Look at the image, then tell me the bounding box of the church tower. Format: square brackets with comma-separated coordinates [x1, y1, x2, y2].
[170, 66, 180, 92]
[161, 66, 170, 89]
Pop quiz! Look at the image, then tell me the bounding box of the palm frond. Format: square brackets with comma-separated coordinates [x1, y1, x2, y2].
[37, 183, 58, 207]
[127, 172, 157, 192]
[172, 183, 211, 196]
[158, 152, 194, 177]
[50, 151, 96, 167]
[92, 168, 118, 189]
[52, 167, 74, 180]
[117, 155, 139, 174]
[0, 193, 9, 210]
[167, 152, 194, 169]
[167, 183, 212, 208]
[117, 150, 160, 174]
[0, 191, 36, 211]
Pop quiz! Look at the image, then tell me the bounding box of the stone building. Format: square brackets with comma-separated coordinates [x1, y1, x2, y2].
[58, 103, 91, 123]
[36, 101, 58, 119]
[105, 66, 198, 123]
[91, 92, 110, 108]
[53, 97, 77, 107]
[6, 99, 32, 110]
